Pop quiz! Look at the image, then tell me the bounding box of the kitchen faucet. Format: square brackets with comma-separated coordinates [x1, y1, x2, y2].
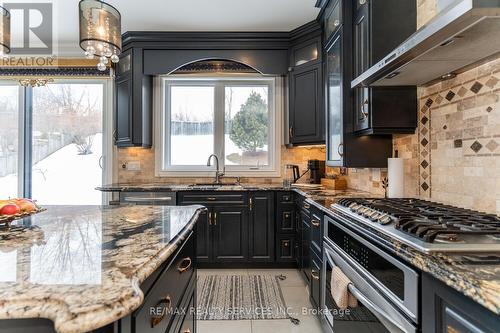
[206, 154, 224, 184]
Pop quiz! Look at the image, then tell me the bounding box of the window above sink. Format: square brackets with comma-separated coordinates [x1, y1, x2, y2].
[155, 76, 283, 178]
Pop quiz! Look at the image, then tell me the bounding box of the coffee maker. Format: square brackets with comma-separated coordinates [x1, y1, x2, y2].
[307, 159, 325, 184]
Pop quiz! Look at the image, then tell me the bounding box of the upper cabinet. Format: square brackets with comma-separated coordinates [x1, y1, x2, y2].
[114, 48, 152, 148]
[323, 0, 392, 168]
[352, 0, 417, 135]
[288, 23, 325, 145]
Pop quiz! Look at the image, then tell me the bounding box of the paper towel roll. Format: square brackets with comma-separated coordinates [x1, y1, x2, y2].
[388, 158, 404, 198]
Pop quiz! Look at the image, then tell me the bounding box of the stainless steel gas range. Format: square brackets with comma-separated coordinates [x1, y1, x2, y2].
[333, 198, 500, 253]
[321, 198, 500, 333]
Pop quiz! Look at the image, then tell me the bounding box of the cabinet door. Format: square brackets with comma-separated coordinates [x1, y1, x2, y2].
[301, 215, 311, 283]
[289, 63, 324, 144]
[324, 0, 342, 44]
[276, 236, 296, 262]
[249, 193, 274, 262]
[326, 34, 344, 166]
[290, 38, 321, 68]
[196, 209, 211, 263]
[354, 1, 371, 132]
[115, 76, 133, 146]
[310, 253, 321, 309]
[277, 203, 295, 233]
[212, 207, 248, 263]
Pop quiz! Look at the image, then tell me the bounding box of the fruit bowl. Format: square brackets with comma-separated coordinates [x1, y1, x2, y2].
[0, 199, 46, 227]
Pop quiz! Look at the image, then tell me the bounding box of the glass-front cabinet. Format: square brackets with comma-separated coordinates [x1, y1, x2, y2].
[326, 34, 343, 165]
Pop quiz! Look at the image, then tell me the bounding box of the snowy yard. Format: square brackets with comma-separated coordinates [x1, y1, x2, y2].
[0, 134, 103, 205]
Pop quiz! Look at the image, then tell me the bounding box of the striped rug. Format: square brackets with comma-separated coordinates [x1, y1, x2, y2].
[197, 275, 289, 320]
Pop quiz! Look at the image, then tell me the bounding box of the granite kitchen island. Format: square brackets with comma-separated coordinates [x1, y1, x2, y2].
[0, 205, 204, 333]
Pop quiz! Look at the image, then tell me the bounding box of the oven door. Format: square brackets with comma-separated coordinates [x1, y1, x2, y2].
[321, 241, 417, 333]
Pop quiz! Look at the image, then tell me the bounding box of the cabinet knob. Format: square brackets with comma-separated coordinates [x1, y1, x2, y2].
[183, 329, 191, 333]
[284, 241, 289, 247]
[311, 219, 320, 227]
[303, 202, 310, 209]
[333, 19, 340, 27]
[359, 0, 367, 4]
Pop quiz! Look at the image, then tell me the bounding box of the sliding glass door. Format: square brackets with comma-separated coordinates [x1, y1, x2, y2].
[0, 83, 21, 199]
[0, 80, 112, 204]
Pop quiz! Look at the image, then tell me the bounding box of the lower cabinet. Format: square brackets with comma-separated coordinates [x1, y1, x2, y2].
[179, 191, 274, 265]
[422, 273, 500, 333]
[195, 209, 210, 264]
[126, 231, 196, 333]
[310, 251, 321, 309]
[249, 192, 275, 262]
[212, 207, 248, 263]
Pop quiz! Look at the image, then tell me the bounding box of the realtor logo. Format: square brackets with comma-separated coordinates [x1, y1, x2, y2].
[4, 2, 52, 55]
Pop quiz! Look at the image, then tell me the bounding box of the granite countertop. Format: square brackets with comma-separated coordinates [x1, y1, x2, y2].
[0, 205, 204, 333]
[308, 197, 500, 315]
[96, 182, 500, 314]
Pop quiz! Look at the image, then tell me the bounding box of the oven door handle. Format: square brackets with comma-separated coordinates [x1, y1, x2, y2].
[348, 283, 407, 333]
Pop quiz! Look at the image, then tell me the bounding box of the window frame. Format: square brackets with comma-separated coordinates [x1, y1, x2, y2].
[155, 75, 282, 178]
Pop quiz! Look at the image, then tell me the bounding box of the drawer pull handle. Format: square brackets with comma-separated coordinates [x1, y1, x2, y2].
[207, 197, 217, 201]
[311, 269, 320, 280]
[150, 295, 171, 328]
[303, 203, 310, 209]
[183, 329, 191, 333]
[311, 219, 320, 227]
[208, 212, 212, 225]
[249, 197, 253, 211]
[177, 257, 192, 273]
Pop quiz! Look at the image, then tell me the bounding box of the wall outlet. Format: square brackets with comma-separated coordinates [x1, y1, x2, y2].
[126, 161, 141, 171]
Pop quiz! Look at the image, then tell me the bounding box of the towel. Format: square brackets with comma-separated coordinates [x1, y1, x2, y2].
[330, 266, 358, 309]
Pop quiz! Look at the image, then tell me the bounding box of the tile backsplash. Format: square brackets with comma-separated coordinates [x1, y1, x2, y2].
[116, 0, 500, 214]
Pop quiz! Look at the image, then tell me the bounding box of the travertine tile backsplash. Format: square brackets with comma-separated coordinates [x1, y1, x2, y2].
[116, 0, 500, 214]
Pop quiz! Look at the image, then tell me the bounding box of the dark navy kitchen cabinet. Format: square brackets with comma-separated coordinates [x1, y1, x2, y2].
[115, 47, 152, 148]
[212, 207, 248, 263]
[422, 273, 500, 333]
[276, 191, 297, 263]
[248, 192, 275, 262]
[322, 0, 393, 168]
[352, 0, 417, 135]
[288, 23, 325, 145]
[178, 191, 275, 266]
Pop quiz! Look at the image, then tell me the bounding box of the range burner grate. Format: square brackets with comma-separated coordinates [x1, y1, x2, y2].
[337, 198, 500, 243]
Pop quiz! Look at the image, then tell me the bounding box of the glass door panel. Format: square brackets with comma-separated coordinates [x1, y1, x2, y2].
[0, 84, 20, 199]
[32, 83, 104, 205]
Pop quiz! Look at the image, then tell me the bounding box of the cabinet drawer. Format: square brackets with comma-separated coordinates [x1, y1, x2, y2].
[178, 192, 247, 205]
[310, 207, 323, 256]
[174, 292, 195, 333]
[277, 191, 293, 203]
[276, 236, 296, 262]
[277, 203, 295, 234]
[120, 191, 176, 205]
[134, 232, 195, 333]
[310, 251, 321, 309]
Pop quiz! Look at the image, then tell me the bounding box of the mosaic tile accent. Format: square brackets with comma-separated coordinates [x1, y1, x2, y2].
[470, 141, 483, 153]
[470, 81, 483, 94]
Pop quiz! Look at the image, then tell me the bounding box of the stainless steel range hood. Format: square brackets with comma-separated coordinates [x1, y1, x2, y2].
[351, 0, 500, 87]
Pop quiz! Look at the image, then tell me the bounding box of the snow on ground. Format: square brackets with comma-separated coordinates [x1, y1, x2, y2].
[0, 134, 103, 205]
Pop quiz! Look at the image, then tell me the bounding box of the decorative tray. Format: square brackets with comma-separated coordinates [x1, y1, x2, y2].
[0, 208, 47, 226]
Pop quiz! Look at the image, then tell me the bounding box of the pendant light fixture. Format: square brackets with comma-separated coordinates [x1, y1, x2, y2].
[0, 5, 10, 54]
[79, 0, 121, 71]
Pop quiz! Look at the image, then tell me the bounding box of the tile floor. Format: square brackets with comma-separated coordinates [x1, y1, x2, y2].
[197, 268, 323, 333]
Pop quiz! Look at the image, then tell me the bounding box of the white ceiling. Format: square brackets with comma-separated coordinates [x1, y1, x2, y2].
[52, 0, 320, 56]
